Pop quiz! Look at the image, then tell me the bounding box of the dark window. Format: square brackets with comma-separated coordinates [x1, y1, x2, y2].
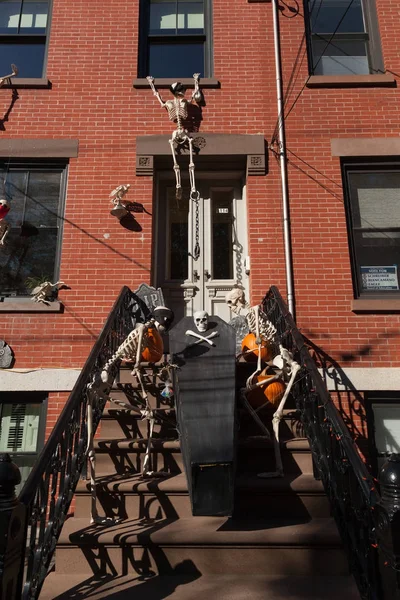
[306, 0, 383, 75]
[366, 392, 400, 475]
[0, 392, 47, 493]
[343, 162, 400, 298]
[0, 161, 67, 297]
[139, 0, 212, 78]
[0, 0, 50, 79]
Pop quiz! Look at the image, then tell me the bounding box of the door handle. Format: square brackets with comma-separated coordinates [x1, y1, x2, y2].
[193, 270, 200, 282]
[204, 269, 211, 281]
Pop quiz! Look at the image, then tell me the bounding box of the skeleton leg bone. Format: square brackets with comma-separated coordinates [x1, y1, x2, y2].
[169, 138, 182, 198]
[188, 136, 196, 194]
[258, 361, 301, 479]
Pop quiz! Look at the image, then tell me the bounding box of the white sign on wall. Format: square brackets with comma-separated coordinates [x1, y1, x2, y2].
[361, 266, 399, 291]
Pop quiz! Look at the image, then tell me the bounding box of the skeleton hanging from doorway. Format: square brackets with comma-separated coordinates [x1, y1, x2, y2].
[0, 199, 10, 246]
[225, 286, 301, 477]
[147, 74, 205, 200]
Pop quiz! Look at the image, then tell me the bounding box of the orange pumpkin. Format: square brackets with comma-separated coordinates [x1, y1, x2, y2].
[248, 371, 286, 409]
[241, 332, 273, 363]
[141, 327, 164, 363]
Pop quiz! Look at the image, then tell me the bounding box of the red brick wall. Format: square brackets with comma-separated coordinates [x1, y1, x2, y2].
[1, 0, 399, 375]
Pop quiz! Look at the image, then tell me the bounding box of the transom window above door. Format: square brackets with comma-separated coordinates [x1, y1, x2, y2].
[306, 0, 383, 76]
[0, 0, 51, 79]
[139, 0, 212, 78]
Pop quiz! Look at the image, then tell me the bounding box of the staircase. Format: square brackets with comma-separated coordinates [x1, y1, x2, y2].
[40, 363, 360, 599]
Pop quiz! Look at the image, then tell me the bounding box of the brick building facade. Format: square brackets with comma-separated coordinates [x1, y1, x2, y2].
[0, 0, 399, 479]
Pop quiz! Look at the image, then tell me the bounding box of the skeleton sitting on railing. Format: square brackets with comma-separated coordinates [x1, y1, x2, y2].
[147, 73, 205, 200]
[226, 286, 301, 477]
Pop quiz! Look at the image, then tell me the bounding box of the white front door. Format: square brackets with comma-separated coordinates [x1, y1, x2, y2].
[155, 175, 249, 322]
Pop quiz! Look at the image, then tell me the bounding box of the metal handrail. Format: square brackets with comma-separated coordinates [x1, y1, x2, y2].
[13, 286, 136, 600]
[262, 286, 383, 600]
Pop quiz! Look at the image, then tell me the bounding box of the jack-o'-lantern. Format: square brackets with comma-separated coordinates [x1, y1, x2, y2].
[141, 327, 164, 363]
[241, 332, 273, 363]
[248, 370, 286, 409]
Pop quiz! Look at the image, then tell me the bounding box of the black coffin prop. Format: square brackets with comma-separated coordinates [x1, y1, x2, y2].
[169, 316, 236, 516]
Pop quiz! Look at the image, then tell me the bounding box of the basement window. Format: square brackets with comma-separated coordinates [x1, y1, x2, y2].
[0, 161, 67, 298]
[0, 1, 51, 79]
[306, 0, 384, 76]
[0, 392, 47, 493]
[343, 162, 400, 299]
[138, 0, 213, 78]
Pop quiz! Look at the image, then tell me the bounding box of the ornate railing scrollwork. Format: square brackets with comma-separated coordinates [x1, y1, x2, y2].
[262, 287, 400, 600]
[0, 286, 139, 600]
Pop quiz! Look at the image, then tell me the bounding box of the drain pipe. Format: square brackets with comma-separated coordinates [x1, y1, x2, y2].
[271, 0, 295, 318]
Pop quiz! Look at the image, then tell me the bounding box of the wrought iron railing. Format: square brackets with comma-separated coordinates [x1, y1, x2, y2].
[262, 286, 400, 600]
[0, 286, 137, 600]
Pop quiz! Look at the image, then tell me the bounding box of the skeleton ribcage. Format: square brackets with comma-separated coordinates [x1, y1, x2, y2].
[166, 99, 188, 123]
[246, 308, 277, 343]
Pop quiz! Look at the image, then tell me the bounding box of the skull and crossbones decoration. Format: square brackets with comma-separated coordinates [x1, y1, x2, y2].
[147, 74, 205, 201]
[0, 199, 10, 247]
[185, 310, 219, 346]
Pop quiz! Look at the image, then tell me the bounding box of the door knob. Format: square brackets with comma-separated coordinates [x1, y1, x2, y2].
[204, 269, 211, 280]
[193, 270, 200, 282]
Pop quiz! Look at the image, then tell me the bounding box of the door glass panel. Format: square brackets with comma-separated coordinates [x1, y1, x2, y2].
[211, 190, 233, 280]
[168, 188, 189, 280]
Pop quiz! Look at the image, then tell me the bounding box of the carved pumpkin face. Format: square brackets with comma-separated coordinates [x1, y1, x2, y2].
[141, 327, 164, 363]
[241, 332, 273, 363]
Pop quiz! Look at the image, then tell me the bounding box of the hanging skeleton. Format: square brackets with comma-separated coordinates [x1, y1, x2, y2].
[0, 199, 10, 246]
[147, 73, 205, 200]
[225, 287, 301, 477]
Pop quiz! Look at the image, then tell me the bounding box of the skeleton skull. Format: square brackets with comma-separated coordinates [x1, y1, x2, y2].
[194, 310, 208, 333]
[225, 287, 246, 314]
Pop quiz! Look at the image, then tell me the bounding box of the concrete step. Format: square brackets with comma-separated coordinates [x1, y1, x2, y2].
[55, 516, 349, 577]
[94, 438, 183, 476]
[100, 404, 178, 440]
[74, 472, 329, 521]
[39, 573, 360, 600]
[237, 437, 314, 475]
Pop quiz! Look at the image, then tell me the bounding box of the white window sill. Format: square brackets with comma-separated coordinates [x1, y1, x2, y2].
[0, 297, 62, 312]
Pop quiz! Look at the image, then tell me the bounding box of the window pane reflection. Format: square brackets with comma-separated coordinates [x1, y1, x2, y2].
[0, 42, 46, 77]
[310, 0, 365, 34]
[313, 39, 369, 75]
[149, 42, 204, 77]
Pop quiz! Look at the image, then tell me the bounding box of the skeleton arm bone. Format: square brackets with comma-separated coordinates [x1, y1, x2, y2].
[147, 76, 166, 108]
[191, 73, 200, 101]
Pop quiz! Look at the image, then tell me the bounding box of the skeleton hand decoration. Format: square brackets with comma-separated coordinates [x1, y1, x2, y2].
[0, 64, 18, 87]
[147, 74, 205, 199]
[109, 184, 131, 219]
[0, 199, 10, 247]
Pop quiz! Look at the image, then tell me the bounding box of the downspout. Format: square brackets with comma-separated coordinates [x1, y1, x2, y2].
[271, 0, 296, 318]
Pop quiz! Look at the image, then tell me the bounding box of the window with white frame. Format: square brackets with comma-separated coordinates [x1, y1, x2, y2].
[343, 162, 400, 298]
[0, 393, 46, 493]
[306, 0, 383, 76]
[0, 0, 51, 79]
[139, 0, 212, 78]
[0, 161, 67, 298]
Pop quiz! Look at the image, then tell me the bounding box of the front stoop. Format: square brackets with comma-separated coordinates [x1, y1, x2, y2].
[40, 573, 360, 600]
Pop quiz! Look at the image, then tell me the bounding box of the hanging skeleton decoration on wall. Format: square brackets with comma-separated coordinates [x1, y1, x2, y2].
[0, 64, 18, 87]
[225, 286, 301, 478]
[109, 183, 131, 219]
[0, 199, 10, 247]
[30, 280, 66, 305]
[146, 73, 205, 199]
